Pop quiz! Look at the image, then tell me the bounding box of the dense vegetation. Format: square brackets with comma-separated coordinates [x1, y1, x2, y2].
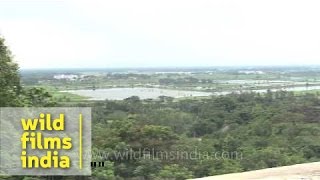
[86, 92, 320, 179]
[1, 35, 320, 179]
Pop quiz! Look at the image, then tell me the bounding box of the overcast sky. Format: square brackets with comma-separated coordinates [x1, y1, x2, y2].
[0, 0, 319, 69]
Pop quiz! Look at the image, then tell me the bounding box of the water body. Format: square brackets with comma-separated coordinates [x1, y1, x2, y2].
[64, 88, 212, 100]
[64, 86, 320, 100]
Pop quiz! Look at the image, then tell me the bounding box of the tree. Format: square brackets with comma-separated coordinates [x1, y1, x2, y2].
[0, 36, 21, 106]
[133, 159, 162, 179]
[22, 87, 56, 107]
[209, 159, 243, 175]
[156, 164, 193, 180]
[92, 161, 116, 180]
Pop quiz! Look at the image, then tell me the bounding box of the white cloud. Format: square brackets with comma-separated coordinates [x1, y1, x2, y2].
[1, 0, 320, 68]
[1, 20, 109, 68]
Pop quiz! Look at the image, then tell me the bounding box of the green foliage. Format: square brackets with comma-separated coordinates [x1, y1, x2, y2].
[92, 161, 116, 180]
[156, 164, 193, 180]
[209, 159, 243, 175]
[21, 87, 56, 107]
[22, 177, 42, 180]
[0, 36, 21, 106]
[133, 159, 161, 179]
[89, 91, 320, 179]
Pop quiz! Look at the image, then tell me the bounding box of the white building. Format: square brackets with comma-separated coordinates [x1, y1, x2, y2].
[53, 74, 78, 80]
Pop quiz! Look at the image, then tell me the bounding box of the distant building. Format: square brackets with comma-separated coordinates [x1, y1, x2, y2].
[238, 70, 265, 75]
[53, 74, 78, 80]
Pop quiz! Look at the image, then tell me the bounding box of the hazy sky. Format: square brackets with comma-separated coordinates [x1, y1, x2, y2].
[0, 0, 320, 69]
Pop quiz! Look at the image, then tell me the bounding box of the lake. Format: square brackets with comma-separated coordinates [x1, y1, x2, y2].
[63, 88, 213, 100]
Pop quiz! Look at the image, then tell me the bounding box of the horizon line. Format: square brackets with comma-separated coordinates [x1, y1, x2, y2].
[19, 64, 320, 70]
